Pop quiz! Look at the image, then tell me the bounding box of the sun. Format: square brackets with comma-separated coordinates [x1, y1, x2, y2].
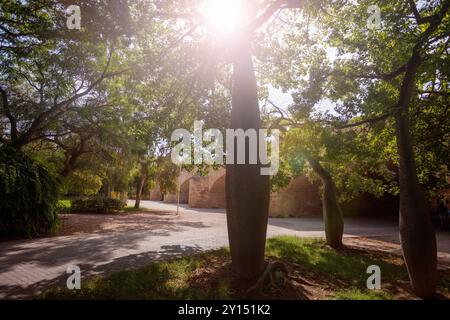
[201, 0, 248, 34]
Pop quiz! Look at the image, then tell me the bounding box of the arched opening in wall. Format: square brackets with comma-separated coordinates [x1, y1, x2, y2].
[209, 175, 226, 209]
[179, 179, 190, 204]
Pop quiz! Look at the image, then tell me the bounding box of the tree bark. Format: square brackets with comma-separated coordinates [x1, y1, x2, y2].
[134, 174, 146, 209]
[306, 156, 343, 248]
[395, 52, 436, 299]
[134, 160, 148, 209]
[226, 36, 270, 280]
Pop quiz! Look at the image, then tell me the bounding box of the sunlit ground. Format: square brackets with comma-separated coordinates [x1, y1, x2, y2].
[39, 236, 450, 300]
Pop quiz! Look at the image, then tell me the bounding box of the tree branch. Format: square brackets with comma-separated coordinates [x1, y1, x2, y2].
[407, 0, 435, 25]
[249, 0, 286, 31]
[337, 112, 394, 129]
[11, 46, 129, 148]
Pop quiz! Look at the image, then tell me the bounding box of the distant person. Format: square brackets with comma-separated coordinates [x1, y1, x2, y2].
[437, 199, 448, 230]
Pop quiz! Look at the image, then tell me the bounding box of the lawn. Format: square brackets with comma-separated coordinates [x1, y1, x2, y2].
[57, 199, 150, 215]
[39, 236, 450, 300]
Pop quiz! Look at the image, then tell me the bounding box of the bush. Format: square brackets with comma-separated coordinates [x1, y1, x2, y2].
[56, 199, 72, 214]
[71, 197, 126, 214]
[0, 146, 60, 237]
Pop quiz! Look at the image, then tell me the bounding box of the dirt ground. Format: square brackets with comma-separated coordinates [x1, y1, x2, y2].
[57, 211, 178, 236]
[58, 212, 450, 270]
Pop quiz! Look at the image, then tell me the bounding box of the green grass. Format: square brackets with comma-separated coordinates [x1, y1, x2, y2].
[333, 288, 392, 300]
[57, 199, 72, 209]
[39, 249, 231, 300]
[39, 236, 426, 300]
[57, 201, 150, 215]
[122, 206, 151, 213]
[56, 199, 72, 214]
[266, 236, 408, 285]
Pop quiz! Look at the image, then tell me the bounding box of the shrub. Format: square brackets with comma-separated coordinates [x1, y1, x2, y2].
[0, 146, 60, 237]
[71, 197, 126, 214]
[56, 199, 72, 214]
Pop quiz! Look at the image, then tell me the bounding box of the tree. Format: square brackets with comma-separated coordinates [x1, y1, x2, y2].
[141, 0, 303, 280]
[322, 0, 449, 299]
[262, 0, 449, 298]
[226, 33, 271, 278]
[269, 117, 347, 249]
[0, 0, 139, 150]
[224, 0, 306, 280]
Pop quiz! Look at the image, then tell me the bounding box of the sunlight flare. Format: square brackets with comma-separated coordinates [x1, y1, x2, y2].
[201, 0, 248, 34]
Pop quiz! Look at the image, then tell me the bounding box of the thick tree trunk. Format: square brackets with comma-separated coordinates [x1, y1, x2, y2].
[306, 157, 343, 248]
[226, 36, 270, 280]
[395, 52, 436, 299]
[61, 152, 79, 178]
[135, 160, 148, 209]
[134, 174, 146, 209]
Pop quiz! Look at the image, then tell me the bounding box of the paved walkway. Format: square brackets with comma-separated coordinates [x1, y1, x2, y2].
[1, 200, 449, 299]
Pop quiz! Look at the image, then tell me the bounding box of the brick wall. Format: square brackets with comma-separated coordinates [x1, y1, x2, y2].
[148, 169, 398, 218]
[188, 176, 211, 207]
[269, 176, 322, 217]
[149, 185, 163, 201]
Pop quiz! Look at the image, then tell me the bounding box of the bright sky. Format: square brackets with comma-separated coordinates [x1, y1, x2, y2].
[268, 86, 293, 108]
[200, 0, 337, 115]
[266, 44, 339, 115]
[267, 86, 337, 115]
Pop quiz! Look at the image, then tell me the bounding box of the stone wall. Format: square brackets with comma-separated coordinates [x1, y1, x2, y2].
[149, 185, 163, 201]
[188, 168, 226, 208]
[188, 176, 210, 208]
[162, 171, 193, 204]
[269, 176, 322, 217]
[208, 175, 226, 208]
[149, 168, 399, 218]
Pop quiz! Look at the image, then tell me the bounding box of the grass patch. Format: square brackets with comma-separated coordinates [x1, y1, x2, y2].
[57, 202, 149, 215]
[39, 249, 230, 300]
[333, 288, 392, 300]
[58, 199, 72, 209]
[265, 236, 408, 285]
[38, 236, 449, 300]
[56, 199, 72, 214]
[122, 206, 152, 213]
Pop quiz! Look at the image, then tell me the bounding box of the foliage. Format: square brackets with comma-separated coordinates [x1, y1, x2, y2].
[261, 0, 449, 200]
[71, 197, 126, 214]
[0, 146, 60, 237]
[56, 199, 71, 214]
[65, 170, 103, 196]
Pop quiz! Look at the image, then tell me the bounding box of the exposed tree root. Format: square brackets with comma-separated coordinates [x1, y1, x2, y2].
[246, 261, 288, 295]
[245, 260, 313, 300]
[287, 275, 317, 287]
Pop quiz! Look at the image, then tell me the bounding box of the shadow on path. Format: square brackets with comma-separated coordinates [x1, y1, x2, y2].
[0, 244, 204, 299]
